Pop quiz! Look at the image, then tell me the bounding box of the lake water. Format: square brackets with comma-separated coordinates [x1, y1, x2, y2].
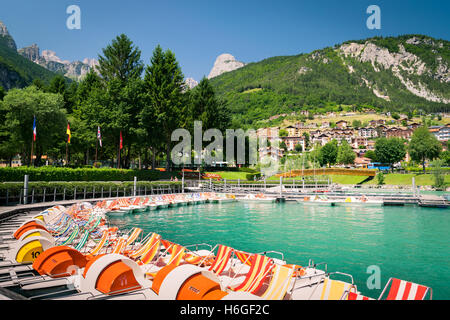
[108, 200, 450, 299]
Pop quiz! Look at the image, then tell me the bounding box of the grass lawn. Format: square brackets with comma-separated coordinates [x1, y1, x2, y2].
[206, 171, 249, 180]
[208, 171, 449, 186]
[266, 174, 369, 184]
[363, 174, 450, 186]
[329, 175, 370, 184]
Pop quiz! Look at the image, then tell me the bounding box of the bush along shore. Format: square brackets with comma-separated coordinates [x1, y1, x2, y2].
[0, 167, 179, 182]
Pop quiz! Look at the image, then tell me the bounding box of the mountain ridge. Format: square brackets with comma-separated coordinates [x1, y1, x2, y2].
[209, 34, 450, 127]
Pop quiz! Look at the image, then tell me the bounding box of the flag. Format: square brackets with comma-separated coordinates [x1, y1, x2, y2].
[32, 116, 37, 141]
[119, 131, 123, 150]
[97, 126, 102, 147]
[66, 123, 71, 144]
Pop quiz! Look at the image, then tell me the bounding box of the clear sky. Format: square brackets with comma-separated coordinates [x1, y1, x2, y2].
[1, 0, 449, 81]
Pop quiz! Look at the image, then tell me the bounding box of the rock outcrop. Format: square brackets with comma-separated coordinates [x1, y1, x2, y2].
[338, 38, 450, 104]
[0, 20, 17, 50]
[207, 53, 245, 79]
[185, 77, 198, 89]
[18, 44, 98, 80]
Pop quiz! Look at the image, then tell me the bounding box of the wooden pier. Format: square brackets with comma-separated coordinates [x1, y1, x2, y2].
[418, 195, 450, 208]
[191, 180, 449, 208]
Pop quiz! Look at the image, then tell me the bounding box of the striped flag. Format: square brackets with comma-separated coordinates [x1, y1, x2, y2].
[32, 116, 37, 141]
[66, 123, 71, 143]
[120, 131, 123, 150]
[97, 126, 102, 147]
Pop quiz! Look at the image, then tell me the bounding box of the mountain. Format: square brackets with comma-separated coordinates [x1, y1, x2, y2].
[185, 77, 198, 89]
[18, 44, 99, 80]
[0, 24, 58, 89]
[208, 53, 245, 79]
[209, 35, 450, 127]
[0, 21, 16, 51]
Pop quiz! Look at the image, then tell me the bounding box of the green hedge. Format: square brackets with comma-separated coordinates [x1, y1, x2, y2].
[245, 172, 261, 180]
[0, 167, 179, 182]
[405, 166, 450, 173]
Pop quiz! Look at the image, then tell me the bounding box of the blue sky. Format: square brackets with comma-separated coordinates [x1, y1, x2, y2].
[1, 0, 449, 80]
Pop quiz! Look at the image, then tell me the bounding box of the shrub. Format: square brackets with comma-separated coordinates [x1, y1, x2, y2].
[246, 172, 261, 180]
[377, 172, 385, 185]
[0, 167, 176, 182]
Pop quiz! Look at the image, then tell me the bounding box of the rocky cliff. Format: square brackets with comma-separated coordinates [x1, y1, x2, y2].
[18, 44, 98, 80]
[0, 21, 17, 51]
[209, 34, 450, 126]
[207, 53, 245, 79]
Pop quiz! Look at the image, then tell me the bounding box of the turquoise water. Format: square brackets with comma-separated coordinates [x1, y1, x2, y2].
[108, 201, 450, 299]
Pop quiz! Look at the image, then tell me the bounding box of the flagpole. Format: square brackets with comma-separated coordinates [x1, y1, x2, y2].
[65, 142, 68, 166]
[95, 138, 98, 163]
[30, 140, 34, 166]
[118, 144, 121, 169]
[30, 115, 35, 167]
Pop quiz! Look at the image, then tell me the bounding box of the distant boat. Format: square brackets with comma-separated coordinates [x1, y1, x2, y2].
[333, 196, 383, 207]
[297, 195, 335, 206]
[240, 193, 277, 203]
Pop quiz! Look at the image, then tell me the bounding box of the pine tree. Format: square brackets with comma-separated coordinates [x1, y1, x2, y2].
[143, 45, 185, 171]
[97, 34, 144, 84]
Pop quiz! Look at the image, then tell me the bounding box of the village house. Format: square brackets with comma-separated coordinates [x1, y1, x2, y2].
[369, 119, 386, 126]
[408, 122, 421, 130]
[358, 127, 378, 138]
[429, 124, 450, 142]
[354, 157, 372, 168]
[285, 125, 298, 137]
[335, 120, 348, 129]
[281, 136, 305, 152]
[258, 146, 284, 160]
[352, 136, 368, 149]
[385, 127, 413, 140]
[256, 127, 280, 139]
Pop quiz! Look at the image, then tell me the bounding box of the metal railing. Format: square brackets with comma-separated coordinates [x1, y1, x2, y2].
[0, 183, 185, 207]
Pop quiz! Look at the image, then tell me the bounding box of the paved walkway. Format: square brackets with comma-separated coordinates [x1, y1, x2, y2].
[0, 198, 105, 219]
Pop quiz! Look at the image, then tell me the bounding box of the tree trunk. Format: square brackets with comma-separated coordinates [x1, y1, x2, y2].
[166, 141, 171, 172]
[151, 147, 156, 170]
[125, 142, 131, 169]
[422, 159, 426, 174]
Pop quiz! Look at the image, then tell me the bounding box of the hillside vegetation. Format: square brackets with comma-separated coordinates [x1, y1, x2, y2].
[0, 36, 57, 89]
[210, 34, 450, 128]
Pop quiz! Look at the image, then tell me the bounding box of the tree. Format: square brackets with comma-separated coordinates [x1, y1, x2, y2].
[32, 79, 46, 91]
[143, 45, 185, 171]
[408, 126, 442, 173]
[431, 159, 445, 189]
[294, 143, 303, 153]
[279, 129, 288, 137]
[352, 119, 361, 129]
[440, 150, 450, 166]
[376, 171, 385, 185]
[319, 139, 338, 167]
[97, 34, 144, 84]
[48, 75, 67, 95]
[1, 86, 66, 165]
[86, 34, 146, 168]
[188, 77, 229, 132]
[374, 137, 406, 172]
[302, 132, 310, 150]
[337, 139, 356, 165]
[0, 85, 5, 100]
[364, 150, 377, 161]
